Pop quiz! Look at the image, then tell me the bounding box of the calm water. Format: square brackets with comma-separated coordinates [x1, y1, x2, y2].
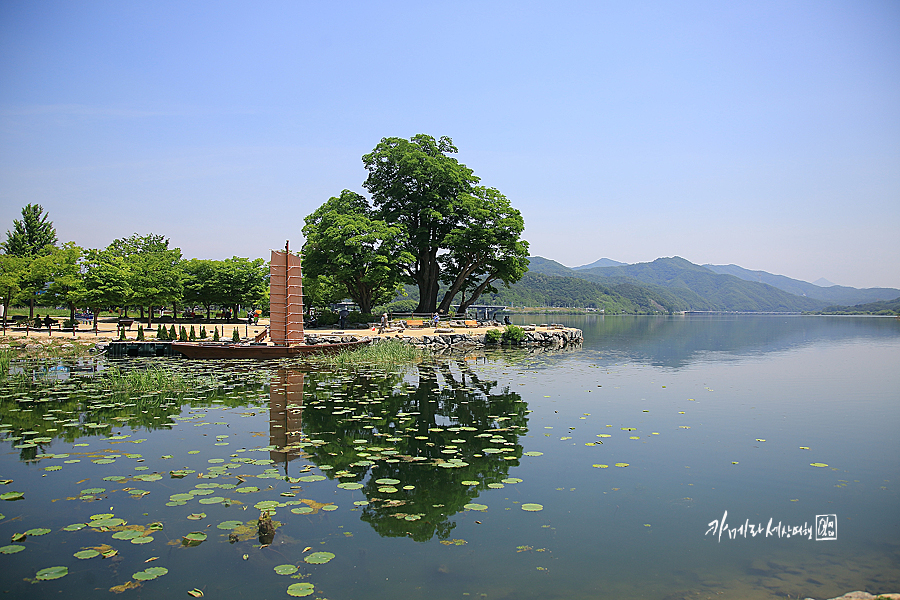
[1, 315, 898, 599]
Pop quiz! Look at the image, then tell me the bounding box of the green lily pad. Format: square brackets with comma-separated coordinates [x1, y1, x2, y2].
[130, 536, 154, 544]
[297, 475, 325, 482]
[291, 507, 313, 514]
[461, 480, 479, 486]
[74, 549, 100, 559]
[133, 566, 168, 580]
[287, 582, 315, 597]
[464, 503, 488, 511]
[0, 545, 25, 554]
[304, 551, 335, 564]
[321, 504, 337, 512]
[217, 520, 243, 530]
[198, 496, 225, 505]
[234, 486, 259, 494]
[63, 523, 86, 532]
[0, 492, 24, 501]
[25, 528, 51, 536]
[375, 478, 400, 485]
[521, 503, 544, 512]
[183, 532, 207, 542]
[810, 463, 828, 467]
[35, 566, 68, 580]
[112, 530, 143, 540]
[274, 564, 298, 575]
[186, 513, 206, 521]
[523, 451, 543, 457]
[336, 482, 363, 490]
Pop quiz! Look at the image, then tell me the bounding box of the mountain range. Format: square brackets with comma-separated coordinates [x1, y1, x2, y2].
[474, 256, 900, 313]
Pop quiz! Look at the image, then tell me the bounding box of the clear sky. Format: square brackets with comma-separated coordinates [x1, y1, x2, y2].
[2, 1, 898, 289]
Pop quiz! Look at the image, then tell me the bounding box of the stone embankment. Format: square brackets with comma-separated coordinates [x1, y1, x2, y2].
[304, 326, 583, 350]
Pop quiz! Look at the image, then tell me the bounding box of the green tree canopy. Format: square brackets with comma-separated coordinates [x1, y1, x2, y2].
[107, 233, 182, 325]
[362, 135, 481, 312]
[2, 204, 58, 257]
[215, 256, 268, 318]
[75, 249, 131, 332]
[301, 190, 414, 314]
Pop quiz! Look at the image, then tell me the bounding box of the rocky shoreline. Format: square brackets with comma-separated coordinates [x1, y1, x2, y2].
[305, 326, 583, 350]
[807, 593, 900, 600]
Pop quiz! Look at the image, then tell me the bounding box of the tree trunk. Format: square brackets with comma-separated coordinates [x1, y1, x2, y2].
[29, 297, 34, 319]
[148, 306, 154, 328]
[457, 277, 497, 315]
[205, 304, 211, 319]
[414, 251, 441, 313]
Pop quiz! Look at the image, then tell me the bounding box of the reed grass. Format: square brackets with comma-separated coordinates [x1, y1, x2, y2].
[309, 339, 431, 369]
[100, 365, 207, 392]
[0, 349, 13, 379]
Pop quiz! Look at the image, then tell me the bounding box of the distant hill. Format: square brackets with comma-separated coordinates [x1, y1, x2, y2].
[572, 258, 627, 270]
[526, 256, 826, 312]
[813, 277, 836, 287]
[817, 296, 900, 315]
[703, 264, 900, 305]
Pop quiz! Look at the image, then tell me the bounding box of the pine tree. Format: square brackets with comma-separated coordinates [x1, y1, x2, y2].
[169, 324, 177, 339]
[136, 325, 145, 341]
[1, 204, 58, 256]
[157, 324, 166, 340]
[213, 326, 220, 341]
[232, 327, 240, 342]
[199, 326, 207, 339]
[189, 325, 196, 341]
[179, 326, 188, 341]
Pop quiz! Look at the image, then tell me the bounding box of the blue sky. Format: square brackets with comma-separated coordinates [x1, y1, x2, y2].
[1, 1, 898, 289]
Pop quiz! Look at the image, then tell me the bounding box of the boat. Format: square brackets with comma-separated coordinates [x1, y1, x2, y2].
[172, 242, 369, 359]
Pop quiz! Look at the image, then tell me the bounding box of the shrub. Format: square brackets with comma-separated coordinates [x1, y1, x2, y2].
[199, 326, 207, 339]
[189, 325, 196, 341]
[156, 324, 167, 340]
[317, 311, 339, 326]
[136, 325, 145, 341]
[178, 326, 188, 341]
[169, 324, 177, 339]
[502, 325, 525, 344]
[119, 327, 126, 340]
[62, 319, 78, 329]
[347, 311, 375, 325]
[212, 327, 220, 341]
[484, 328, 502, 344]
[232, 327, 240, 342]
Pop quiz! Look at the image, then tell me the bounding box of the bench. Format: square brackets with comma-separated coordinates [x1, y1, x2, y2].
[405, 319, 425, 328]
[117, 318, 135, 330]
[464, 320, 478, 328]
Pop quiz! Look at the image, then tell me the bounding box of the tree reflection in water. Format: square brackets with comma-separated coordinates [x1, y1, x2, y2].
[273, 359, 527, 542]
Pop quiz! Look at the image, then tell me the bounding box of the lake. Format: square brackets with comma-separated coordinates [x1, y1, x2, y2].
[1, 315, 898, 599]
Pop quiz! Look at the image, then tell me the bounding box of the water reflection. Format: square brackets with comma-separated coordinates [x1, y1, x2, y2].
[518, 314, 900, 368]
[283, 360, 527, 541]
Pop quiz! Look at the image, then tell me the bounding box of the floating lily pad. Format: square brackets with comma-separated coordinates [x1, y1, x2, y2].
[0, 492, 24, 501]
[112, 530, 143, 540]
[304, 551, 335, 564]
[615, 463, 630, 468]
[321, 504, 337, 512]
[375, 478, 400, 485]
[523, 451, 543, 457]
[186, 513, 206, 521]
[25, 528, 51, 536]
[287, 582, 315, 597]
[521, 503, 544, 512]
[336, 482, 363, 490]
[274, 564, 298, 575]
[810, 463, 828, 468]
[130, 536, 154, 544]
[297, 475, 325, 482]
[217, 520, 243, 530]
[35, 566, 68, 580]
[0, 545, 25, 554]
[198, 497, 225, 505]
[133, 566, 168, 580]
[74, 549, 100, 559]
[63, 523, 86, 531]
[461, 480, 479, 486]
[464, 503, 488, 511]
[291, 507, 313, 514]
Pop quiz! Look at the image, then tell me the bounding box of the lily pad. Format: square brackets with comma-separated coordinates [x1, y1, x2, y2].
[810, 463, 828, 468]
[523, 451, 543, 457]
[130, 536, 154, 544]
[183, 532, 207, 542]
[112, 530, 143, 540]
[25, 528, 51, 536]
[0, 492, 24, 501]
[464, 503, 488, 511]
[133, 566, 168, 580]
[217, 520, 243, 530]
[303, 551, 335, 564]
[74, 549, 100, 559]
[35, 566, 68, 580]
[521, 503, 544, 512]
[287, 582, 315, 597]
[274, 564, 298, 575]
[63, 523, 86, 532]
[0, 544, 25, 554]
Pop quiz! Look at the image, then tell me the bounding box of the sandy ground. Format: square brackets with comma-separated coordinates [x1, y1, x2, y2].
[0, 318, 564, 343]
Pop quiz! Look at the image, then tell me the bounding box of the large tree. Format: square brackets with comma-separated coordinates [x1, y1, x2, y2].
[301, 190, 413, 314]
[107, 233, 182, 326]
[0, 255, 27, 331]
[361, 134, 528, 313]
[362, 135, 480, 313]
[76, 249, 131, 333]
[2, 204, 58, 257]
[436, 187, 529, 315]
[182, 259, 222, 319]
[214, 256, 268, 319]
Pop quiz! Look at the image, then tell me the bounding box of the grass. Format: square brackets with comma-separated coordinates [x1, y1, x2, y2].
[309, 339, 431, 369]
[100, 365, 209, 393]
[0, 349, 12, 379]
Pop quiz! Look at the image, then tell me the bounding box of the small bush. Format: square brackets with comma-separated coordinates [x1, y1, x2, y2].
[189, 325, 196, 341]
[502, 325, 525, 344]
[232, 327, 240, 342]
[156, 324, 166, 340]
[136, 325, 145, 341]
[317, 311, 339, 326]
[199, 326, 207, 339]
[178, 326, 188, 341]
[347, 311, 375, 325]
[169, 324, 177, 340]
[212, 327, 220, 341]
[484, 328, 502, 344]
